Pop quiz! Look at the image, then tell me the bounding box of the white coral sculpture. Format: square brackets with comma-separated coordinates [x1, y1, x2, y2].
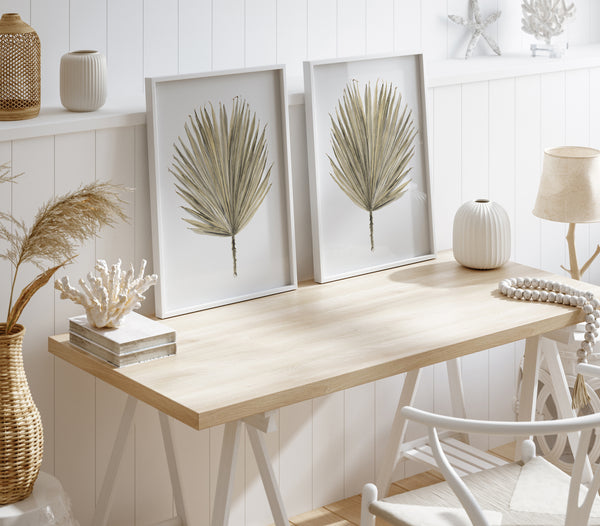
[55, 259, 158, 328]
[522, 0, 575, 44]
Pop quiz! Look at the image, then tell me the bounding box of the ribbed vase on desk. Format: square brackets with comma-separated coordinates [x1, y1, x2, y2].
[0, 324, 44, 504]
[453, 199, 511, 270]
[60, 50, 107, 112]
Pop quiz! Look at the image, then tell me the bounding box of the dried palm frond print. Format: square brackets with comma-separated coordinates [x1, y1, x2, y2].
[170, 97, 272, 276]
[328, 80, 417, 251]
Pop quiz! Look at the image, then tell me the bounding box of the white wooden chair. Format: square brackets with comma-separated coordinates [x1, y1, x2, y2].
[361, 363, 600, 526]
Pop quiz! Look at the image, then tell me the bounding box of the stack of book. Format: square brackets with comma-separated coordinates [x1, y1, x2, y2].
[68, 312, 176, 367]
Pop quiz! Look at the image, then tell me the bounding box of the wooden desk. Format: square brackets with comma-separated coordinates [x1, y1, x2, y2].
[48, 251, 598, 526]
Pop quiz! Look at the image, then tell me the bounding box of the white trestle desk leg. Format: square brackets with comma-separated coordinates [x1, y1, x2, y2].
[376, 368, 422, 497]
[517, 336, 542, 459]
[159, 412, 189, 525]
[541, 338, 593, 483]
[92, 396, 138, 526]
[211, 421, 243, 526]
[446, 358, 469, 443]
[246, 424, 289, 526]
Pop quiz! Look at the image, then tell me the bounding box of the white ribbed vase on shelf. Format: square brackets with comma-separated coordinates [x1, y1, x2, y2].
[452, 199, 511, 270]
[60, 50, 107, 112]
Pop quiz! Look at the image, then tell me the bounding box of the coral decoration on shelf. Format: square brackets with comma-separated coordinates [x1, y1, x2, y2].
[55, 259, 158, 328]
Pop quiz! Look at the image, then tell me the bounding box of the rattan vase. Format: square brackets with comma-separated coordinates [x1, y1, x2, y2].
[0, 323, 44, 504]
[0, 13, 41, 121]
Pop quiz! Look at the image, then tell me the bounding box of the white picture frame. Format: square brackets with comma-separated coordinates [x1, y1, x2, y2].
[146, 66, 297, 318]
[304, 53, 435, 283]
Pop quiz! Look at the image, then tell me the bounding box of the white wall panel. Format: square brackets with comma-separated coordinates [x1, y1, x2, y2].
[337, 0, 366, 58]
[245, 0, 277, 68]
[0, 140, 11, 323]
[277, 0, 307, 87]
[179, 0, 212, 74]
[107, 0, 144, 96]
[366, 0, 394, 54]
[421, 2, 448, 60]
[213, 0, 245, 70]
[31, 0, 68, 105]
[461, 81, 489, 201]
[144, 0, 178, 78]
[394, 0, 421, 53]
[307, 0, 337, 60]
[11, 136, 56, 474]
[70, 0, 107, 54]
[588, 68, 600, 287]
[497, 0, 526, 54]
[540, 72, 567, 275]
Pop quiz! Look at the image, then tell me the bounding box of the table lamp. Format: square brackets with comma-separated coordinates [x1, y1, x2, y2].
[533, 146, 600, 280]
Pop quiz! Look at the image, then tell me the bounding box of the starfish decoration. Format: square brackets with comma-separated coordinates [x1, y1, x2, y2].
[449, 0, 502, 59]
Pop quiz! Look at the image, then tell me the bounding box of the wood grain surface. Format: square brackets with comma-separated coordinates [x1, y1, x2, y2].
[49, 251, 596, 430]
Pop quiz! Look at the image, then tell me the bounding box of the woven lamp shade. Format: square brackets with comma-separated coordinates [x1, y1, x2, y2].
[533, 146, 600, 223]
[0, 13, 40, 121]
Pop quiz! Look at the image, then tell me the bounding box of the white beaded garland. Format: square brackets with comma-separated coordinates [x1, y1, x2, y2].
[499, 277, 598, 368]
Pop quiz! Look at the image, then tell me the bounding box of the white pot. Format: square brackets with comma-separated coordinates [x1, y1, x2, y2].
[60, 50, 107, 112]
[452, 199, 511, 270]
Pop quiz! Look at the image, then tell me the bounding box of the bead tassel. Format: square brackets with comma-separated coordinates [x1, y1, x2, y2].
[498, 277, 599, 410]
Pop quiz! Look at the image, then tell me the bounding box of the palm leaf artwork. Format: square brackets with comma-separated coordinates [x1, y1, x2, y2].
[328, 80, 417, 251]
[170, 97, 272, 277]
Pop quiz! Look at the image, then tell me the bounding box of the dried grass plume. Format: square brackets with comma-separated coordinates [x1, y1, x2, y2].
[0, 163, 127, 333]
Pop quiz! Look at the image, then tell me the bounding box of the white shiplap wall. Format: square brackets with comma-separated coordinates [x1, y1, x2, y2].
[0, 1, 599, 525]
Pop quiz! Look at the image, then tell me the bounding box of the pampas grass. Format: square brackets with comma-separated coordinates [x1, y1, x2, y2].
[170, 97, 272, 276]
[0, 164, 127, 333]
[329, 80, 417, 251]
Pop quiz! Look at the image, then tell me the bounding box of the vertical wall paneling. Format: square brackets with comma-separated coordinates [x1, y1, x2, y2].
[343, 383, 375, 497]
[279, 400, 313, 517]
[134, 402, 173, 524]
[31, 0, 68, 105]
[565, 69, 591, 280]
[276, 0, 308, 90]
[209, 425, 246, 525]
[591, 2, 600, 43]
[70, 0, 107, 54]
[212, 0, 245, 70]
[96, 381, 135, 526]
[461, 350, 490, 451]
[11, 136, 56, 473]
[447, 0, 469, 59]
[312, 392, 345, 508]
[539, 72, 567, 275]
[171, 420, 210, 526]
[53, 131, 96, 526]
[514, 75, 542, 268]
[94, 127, 137, 525]
[460, 81, 489, 201]
[432, 85, 462, 250]
[133, 125, 155, 315]
[497, 0, 526, 54]
[107, 0, 144, 96]
[143, 0, 179, 78]
[178, 0, 212, 74]
[245, 0, 277, 68]
[374, 375, 405, 484]
[488, 78, 516, 259]
[0, 140, 11, 323]
[0, 1, 29, 19]
[307, 0, 337, 61]
[288, 104, 313, 281]
[420, 2, 448, 60]
[404, 365, 433, 477]
[568, 0, 591, 46]
[488, 343, 518, 448]
[244, 412, 280, 526]
[337, 0, 366, 58]
[393, 0, 421, 53]
[366, 0, 394, 55]
[588, 68, 600, 286]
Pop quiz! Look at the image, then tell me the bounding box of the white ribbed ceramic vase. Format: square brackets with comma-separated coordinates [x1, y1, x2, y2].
[453, 199, 511, 270]
[60, 50, 107, 112]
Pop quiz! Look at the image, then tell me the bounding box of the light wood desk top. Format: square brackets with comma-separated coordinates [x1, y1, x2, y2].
[49, 251, 598, 430]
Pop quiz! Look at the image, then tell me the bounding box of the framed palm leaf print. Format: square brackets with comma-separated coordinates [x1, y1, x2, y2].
[146, 66, 297, 317]
[304, 54, 435, 283]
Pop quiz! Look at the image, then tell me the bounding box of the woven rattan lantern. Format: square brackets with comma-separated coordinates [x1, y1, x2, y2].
[0, 13, 40, 121]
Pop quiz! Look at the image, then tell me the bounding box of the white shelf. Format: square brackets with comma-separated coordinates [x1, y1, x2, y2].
[0, 96, 146, 142]
[0, 44, 599, 140]
[426, 44, 600, 87]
